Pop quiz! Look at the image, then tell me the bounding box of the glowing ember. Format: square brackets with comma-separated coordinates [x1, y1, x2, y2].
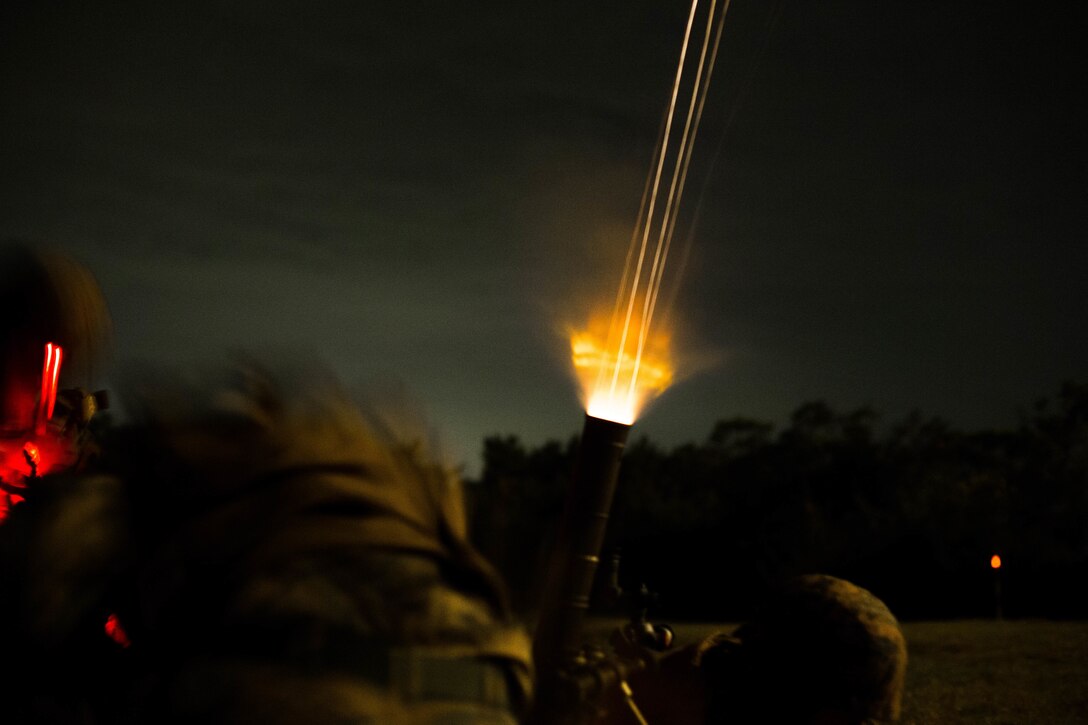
[23, 441, 40, 466]
[105, 613, 131, 648]
[1, 432, 78, 521]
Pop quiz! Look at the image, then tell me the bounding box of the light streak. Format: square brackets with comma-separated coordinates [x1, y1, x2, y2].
[571, 0, 733, 424]
[655, 0, 782, 329]
[608, 0, 700, 401]
[629, 0, 727, 402]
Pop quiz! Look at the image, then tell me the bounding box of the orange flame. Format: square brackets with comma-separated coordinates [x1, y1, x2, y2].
[571, 304, 673, 425]
[566, 0, 726, 423]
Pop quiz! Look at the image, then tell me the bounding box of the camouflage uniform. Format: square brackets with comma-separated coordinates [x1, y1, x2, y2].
[2, 362, 532, 723]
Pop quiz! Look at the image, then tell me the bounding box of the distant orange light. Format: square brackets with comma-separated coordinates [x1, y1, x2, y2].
[991, 554, 1002, 570]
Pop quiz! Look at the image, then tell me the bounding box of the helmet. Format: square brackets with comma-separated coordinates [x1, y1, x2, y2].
[699, 574, 907, 724]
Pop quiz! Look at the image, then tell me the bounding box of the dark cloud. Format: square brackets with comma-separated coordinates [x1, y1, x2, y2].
[2, 1, 1084, 472]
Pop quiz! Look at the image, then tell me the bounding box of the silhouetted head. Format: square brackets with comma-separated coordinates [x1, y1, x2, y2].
[0, 243, 111, 432]
[1, 244, 111, 503]
[699, 574, 907, 724]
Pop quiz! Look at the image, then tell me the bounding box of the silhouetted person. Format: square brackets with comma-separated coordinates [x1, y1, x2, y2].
[610, 575, 907, 725]
[0, 245, 531, 723]
[0, 243, 117, 723]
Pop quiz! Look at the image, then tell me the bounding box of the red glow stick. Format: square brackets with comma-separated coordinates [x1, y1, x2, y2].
[35, 343, 63, 434]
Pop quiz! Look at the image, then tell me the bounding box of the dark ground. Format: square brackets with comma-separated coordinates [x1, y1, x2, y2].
[589, 619, 1088, 723]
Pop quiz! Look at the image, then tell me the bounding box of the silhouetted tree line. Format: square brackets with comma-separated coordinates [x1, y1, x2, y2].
[467, 381, 1088, 621]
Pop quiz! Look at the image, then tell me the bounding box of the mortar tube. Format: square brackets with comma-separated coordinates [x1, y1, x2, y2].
[531, 413, 631, 712]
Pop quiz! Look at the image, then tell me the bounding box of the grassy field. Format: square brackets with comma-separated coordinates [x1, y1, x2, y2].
[898, 620, 1088, 724]
[602, 619, 1088, 723]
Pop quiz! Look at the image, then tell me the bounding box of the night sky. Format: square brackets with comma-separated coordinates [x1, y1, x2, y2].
[2, 1, 1084, 474]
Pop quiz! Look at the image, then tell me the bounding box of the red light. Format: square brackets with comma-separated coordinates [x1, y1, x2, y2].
[105, 613, 131, 648]
[35, 343, 63, 435]
[48, 345, 62, 420]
